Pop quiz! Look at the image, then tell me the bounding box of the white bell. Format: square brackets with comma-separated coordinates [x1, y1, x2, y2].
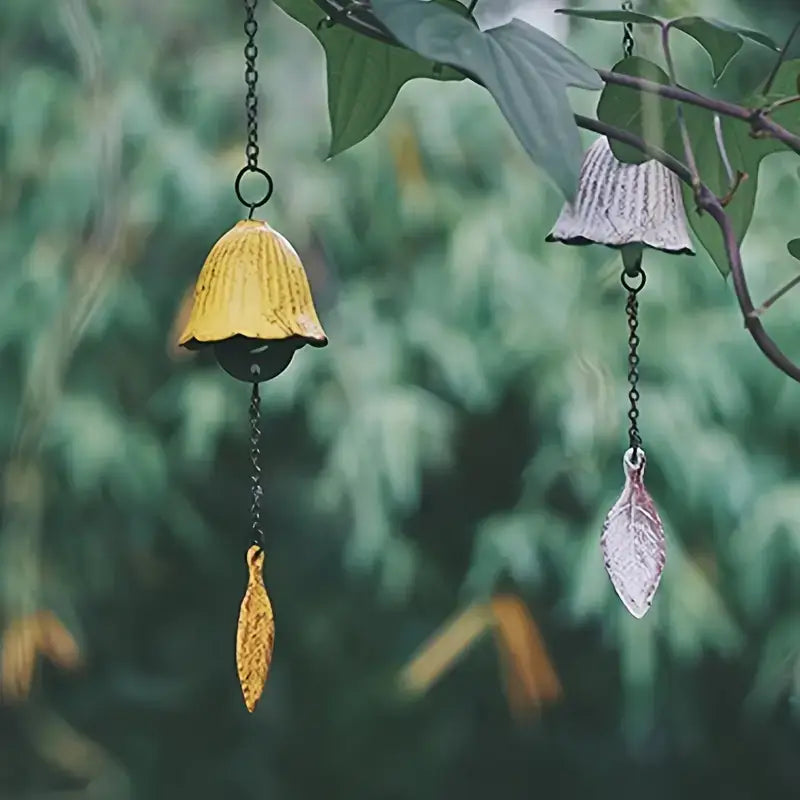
[547, 137, 694, 254]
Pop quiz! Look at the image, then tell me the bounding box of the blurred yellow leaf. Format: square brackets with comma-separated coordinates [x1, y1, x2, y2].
[490, 595, 562, 718]
[37, 610, 82, 671]
[1, 617, 37, 702]
[399, 595, 562, 718]
[236, 545, 275, 713]
[399, 603, 494, 695]
[389, 119, 428, 190]
[1, 610, 81, 703]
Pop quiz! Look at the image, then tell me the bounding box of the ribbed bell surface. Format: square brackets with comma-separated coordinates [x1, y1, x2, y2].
[179, 219, 327, 349]
[178, 219, 327, 382]
[547, 137, 694, 254]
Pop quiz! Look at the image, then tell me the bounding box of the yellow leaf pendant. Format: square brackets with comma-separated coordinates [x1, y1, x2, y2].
[236, 545, 275, 712]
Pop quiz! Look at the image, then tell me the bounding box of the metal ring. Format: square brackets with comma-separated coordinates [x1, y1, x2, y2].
[234, 166, 274, 213]
[620, 269, 646, 293]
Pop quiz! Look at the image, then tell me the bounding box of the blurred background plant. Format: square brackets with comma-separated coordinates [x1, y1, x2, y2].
[2, 0, 800, 797]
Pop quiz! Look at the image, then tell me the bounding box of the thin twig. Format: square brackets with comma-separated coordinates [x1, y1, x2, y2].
[750, 273, 800, 317]
[661, 22, 702, 204]
[713, 115, 747, 207]
[763, 20, 800, 95]
[764, 95, 800, 114]
[718, 171, 747, 208]
[714, 114, 735, 188]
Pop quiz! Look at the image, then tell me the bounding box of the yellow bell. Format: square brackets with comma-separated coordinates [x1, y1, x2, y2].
[178, 219, 327, 382]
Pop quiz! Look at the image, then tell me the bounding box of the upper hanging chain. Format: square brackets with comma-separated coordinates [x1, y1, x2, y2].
[244, 0, 260, 170]
[249, 383, 265, 550]
[622, 1, 635, 57]
[235, 0, 274, 217]
[620, 265, 645, 462]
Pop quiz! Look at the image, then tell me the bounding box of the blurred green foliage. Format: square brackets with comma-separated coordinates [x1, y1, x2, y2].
[2, 0, 800, 798]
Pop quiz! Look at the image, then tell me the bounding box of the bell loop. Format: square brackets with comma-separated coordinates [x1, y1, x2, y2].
[234, 166, 274, 216]
[237, 0, 275, 214]
[620, 268, 646, 294]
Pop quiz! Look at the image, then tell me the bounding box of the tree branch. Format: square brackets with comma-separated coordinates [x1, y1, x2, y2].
[311, 0, 800, 155]
[597, 69, 800, 155]
[309, 0, 800, 384]
[574, 115, 691, 181]
[573, 116, 800, 384]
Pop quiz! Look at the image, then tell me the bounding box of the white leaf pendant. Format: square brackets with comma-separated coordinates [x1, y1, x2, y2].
[600, 448, 666, 618]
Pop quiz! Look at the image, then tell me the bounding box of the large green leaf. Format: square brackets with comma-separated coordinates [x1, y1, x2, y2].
[597, 55, 800, 276]
[372, 0, 602, 199]
[680, 60, 800, 276]
[273, 0, 462, 157]
[597, 56, 678, 164]
[670, 17, 777, 81]
[789, 239, 800, 262]
[557, 9, 776, 83]
[679, 108, 760, 277]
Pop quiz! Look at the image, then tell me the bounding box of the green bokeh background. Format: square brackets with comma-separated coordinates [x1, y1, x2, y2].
[2, 0, 800, 797]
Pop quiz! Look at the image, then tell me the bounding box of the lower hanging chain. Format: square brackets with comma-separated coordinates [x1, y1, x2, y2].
[622, 1, 635, 57]
[620, 265, 645, 462]
[249, 382, 265, 550]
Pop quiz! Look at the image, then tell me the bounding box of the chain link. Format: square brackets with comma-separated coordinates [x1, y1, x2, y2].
[620, 265, 645, 463]
[243, 0, 259, 170]
[235, 0, 273, 215]
[249, 382, 265, 550]
[622, 0, 635, 58]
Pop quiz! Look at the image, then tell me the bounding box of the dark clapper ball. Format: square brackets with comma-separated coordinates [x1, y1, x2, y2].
[213, 335, 301, 383]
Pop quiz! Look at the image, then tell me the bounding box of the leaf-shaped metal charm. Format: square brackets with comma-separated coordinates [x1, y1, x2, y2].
[236, 545, 275, 712]
[600, 448, 666, 618]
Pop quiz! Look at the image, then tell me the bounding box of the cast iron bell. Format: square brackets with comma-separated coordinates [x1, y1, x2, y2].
[178, 219, 327, 382]
[547, 136, 695, 255]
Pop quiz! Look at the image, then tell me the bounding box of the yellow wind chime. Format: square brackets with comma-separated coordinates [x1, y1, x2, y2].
[176, 0, 327, 711]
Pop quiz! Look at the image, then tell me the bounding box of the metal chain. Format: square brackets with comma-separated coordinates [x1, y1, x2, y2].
[243, 0, 259, 170]
[622, 0, 635, 57]
[249, 382, 265, 550]
[235, 0, 273, 217]
[620, 266, 645, 463]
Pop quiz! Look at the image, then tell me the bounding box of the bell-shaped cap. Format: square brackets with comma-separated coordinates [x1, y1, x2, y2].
[546, 137, 694, 255]
[178, 219, 328, 351]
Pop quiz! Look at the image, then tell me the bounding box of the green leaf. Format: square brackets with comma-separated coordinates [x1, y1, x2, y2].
[372, 0, 603, 199]
[681, 60, 800, 276]
[554, 8, 661, 25]
[273, 0, 462, 157]
[670, 17, 778, 81]
[597, 55, 800, 276]
[789, 239, 800, 262]
[678, 111, 755, 277]
[597, 57, 678, 164]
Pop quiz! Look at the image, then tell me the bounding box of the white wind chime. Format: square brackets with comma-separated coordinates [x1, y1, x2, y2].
[547, 135, 695, 618]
